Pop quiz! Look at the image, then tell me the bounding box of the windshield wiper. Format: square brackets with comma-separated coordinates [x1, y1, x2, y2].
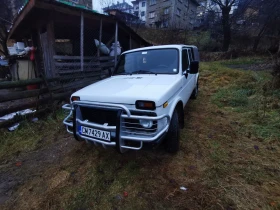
[132, 70, 157, 75]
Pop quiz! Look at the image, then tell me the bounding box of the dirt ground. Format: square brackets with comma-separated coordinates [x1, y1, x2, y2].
[0, 60, 279, 210]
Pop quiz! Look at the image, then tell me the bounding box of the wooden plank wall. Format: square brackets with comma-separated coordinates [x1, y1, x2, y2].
[0, 66, 112, 128]
[54, 55, 117, 76]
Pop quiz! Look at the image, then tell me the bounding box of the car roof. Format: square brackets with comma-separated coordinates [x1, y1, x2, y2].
[123, 44, 198, 54]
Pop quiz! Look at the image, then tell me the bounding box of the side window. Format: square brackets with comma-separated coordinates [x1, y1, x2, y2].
[182, 49, 189, 71]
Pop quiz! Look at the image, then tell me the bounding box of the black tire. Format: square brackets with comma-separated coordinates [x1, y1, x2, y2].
[164, 109, 180, 153]
[191, 80, 199, 99]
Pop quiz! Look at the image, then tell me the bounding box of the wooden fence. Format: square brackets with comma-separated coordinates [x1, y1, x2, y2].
[54, 55, 115, 76]
[0, 56, 117, 128]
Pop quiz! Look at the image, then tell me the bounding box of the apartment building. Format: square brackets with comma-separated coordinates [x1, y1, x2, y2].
[145, 0, 199, 29]
[131, 0, 147, 22]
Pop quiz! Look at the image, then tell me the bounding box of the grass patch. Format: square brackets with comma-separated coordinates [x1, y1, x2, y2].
[0, 111, 65, 162]
[249, 111, 280, 139]
[200, 59, 280, 209]
[65, 157, 143, 210]
[209, 60, 279, 140]
[220, 56, 267, 65]
[212, 87, 251, 107]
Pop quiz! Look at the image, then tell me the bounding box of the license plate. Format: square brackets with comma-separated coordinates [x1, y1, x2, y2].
[79, 126, 110, 141]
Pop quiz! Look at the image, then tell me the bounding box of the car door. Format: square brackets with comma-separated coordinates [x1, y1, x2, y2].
[181, 48, 194, 105]
[186, 48, 196, 90]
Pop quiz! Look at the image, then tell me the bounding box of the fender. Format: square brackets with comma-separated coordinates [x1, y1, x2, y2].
[195, 73, 200, 83]
[167, 96, 183, 118]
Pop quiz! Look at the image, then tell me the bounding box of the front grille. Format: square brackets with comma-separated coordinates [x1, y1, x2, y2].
[79, 107, 159, 136]
[79, 106, 119, 126]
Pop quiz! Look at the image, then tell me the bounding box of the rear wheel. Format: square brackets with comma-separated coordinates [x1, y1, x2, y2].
[191, 80, 199, 99]
[164, 109, 180, 153]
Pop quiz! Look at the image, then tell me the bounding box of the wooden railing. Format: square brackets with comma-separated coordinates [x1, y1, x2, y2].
[54, 55, 118, 76]
[0, 55, 120, 128]
[0, 69, 111, 128]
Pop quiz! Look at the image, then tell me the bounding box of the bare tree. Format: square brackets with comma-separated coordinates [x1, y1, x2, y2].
[99, 0, 116, 13]
[0, 0, 26, 56]
[210, 0, 239, 51]
[0, 0, 13, 56]
[250, 0, 280, 51]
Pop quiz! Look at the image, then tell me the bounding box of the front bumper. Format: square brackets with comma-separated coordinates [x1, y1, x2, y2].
[62, 101, 170, 152]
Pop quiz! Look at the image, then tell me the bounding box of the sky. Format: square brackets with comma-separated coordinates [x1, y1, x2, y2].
[92, 0, 133, 13]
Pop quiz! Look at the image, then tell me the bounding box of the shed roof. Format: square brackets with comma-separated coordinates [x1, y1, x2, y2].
[8, 0, 150, 46]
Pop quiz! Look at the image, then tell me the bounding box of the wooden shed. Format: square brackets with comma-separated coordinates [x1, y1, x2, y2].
[8, 0, 150, 79]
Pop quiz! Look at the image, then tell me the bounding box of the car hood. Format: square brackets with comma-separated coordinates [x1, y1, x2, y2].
[72, 75, 182, 106]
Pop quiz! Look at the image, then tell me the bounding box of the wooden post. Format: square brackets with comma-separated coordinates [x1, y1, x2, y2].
[38, 28, 47, 77]
[129, 34, 132, 50]
[31, 30, 40, 77]
[98, 18, 103, 58]
[47, 20, 56, 77]
[40, 19, 56, 78]
[80, 11, 84, 72]
[114, 21, 118, 66]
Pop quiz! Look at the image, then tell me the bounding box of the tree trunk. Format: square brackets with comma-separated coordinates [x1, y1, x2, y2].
[277, 29, 280, 54]
[277, 40, 280, 54]
[253, 37, 261, 52]
[252, 25, 266, 52]
[221, 7, 231, 52]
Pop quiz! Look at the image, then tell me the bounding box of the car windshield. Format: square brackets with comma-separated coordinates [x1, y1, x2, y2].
[113, 48, 179, 75]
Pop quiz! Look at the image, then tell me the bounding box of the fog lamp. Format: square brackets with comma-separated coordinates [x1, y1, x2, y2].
[139, 119, 153, 128]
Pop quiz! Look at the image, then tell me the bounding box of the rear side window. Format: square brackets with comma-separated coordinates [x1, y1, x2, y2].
[188, 49, 193, 61]
[182, 49, 189, 71]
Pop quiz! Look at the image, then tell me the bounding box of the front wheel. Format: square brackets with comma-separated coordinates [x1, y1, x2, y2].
[164, 109, 180, 153]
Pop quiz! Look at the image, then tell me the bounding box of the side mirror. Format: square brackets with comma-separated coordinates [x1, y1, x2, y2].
[190, 61, 199, 74]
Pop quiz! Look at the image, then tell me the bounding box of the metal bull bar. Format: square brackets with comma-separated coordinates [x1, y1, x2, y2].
[62, 101, 170, 152]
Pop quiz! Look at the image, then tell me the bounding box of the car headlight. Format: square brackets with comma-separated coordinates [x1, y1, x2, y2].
[139, 119, 153, 128]
[135, 100, 156, 110]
